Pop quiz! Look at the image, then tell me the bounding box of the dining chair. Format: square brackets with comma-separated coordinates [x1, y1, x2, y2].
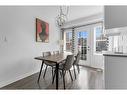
[53, 51, 59, 55]
[52, 55, 74, 89]
[73, 52, 81, 79]
[43, 52, 56, 79]
[37, 51, 55, 83]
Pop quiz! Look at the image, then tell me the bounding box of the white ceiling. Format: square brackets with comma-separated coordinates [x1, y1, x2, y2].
[34, 6, 104, 21]
[67, 6, 104, 21]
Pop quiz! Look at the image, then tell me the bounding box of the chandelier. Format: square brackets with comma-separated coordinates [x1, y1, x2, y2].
[56, 6, 69, 27]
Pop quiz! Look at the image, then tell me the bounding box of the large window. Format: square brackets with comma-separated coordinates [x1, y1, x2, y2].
[65, 31, 72, 52]
[94, 26, 108, 53]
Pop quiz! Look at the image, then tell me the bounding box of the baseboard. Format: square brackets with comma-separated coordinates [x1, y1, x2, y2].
[79, 64, 103, 72]
[0, 70, 39, 88]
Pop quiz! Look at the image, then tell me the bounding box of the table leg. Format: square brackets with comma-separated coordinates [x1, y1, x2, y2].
[37, 60, 44, 83]
[56, 63, 59, 89]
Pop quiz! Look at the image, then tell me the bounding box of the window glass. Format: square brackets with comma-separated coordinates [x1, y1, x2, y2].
[95, 26, 108, 53]
[77, 31, 88, 60]
[65, 32, 72, 52]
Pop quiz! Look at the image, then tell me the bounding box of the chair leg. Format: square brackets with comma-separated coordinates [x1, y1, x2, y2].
[52, 69, 56, 84]
[52, 69, 62, 84]
[73, 65, 76, 79]
[77, 65, 80, 73]
[52, 67, 54, 80]
[37, 61, 44, 83]
[60, 72, 62, 77]
[69, 70, 73, 81]
[43, 65, 48, 78]
[62, 70, 65, 89]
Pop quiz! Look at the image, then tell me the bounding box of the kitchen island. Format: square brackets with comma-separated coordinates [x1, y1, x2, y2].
[104, 52, 127, 89]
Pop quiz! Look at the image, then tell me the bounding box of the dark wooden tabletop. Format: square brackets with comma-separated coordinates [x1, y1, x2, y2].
[35, 52, 73, 64]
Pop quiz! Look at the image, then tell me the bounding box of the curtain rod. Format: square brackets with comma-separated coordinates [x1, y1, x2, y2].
[61, 20, 103, 30]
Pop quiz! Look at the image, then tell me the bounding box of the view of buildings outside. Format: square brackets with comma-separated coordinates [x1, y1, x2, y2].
[77, 31, 87, 60]
[65, 31, 88, 60]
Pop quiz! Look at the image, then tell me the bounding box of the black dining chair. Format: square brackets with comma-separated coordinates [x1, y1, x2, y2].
[52, 55, 74, 89]
[73, 52, 81, 79]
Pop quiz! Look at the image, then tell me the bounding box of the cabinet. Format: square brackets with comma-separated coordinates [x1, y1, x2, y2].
[105, 6, 127, 29]
[104, 54, 127, 89]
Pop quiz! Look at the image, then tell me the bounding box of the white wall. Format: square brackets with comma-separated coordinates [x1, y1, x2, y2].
[0, 6, 60, 88]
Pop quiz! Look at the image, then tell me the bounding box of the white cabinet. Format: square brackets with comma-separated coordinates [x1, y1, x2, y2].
[105, 6, 127, 29]
[104, 54, 127, 89]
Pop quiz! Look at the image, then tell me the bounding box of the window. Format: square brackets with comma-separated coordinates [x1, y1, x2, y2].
[94, 26, 108, 53]
[65, 31, 72, 52]
[113, 36, 119, 51]
[77, 31, 88, 60]
[108, 35, 119, 52]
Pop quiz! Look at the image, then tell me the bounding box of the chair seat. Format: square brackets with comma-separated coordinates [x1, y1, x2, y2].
[52, 60, 66, 71]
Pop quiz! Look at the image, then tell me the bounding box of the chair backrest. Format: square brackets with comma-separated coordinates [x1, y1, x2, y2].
[64, 55, 74, 70]
[73, 52, 80, 65]
[43, 51, 51, 57]
[43, 51, 55, 66]
[53, 51, 59, 55]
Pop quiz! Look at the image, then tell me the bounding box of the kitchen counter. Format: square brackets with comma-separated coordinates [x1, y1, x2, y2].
[103, 52, 127, 57]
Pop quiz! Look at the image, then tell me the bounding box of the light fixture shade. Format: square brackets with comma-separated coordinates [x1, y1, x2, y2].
[56, 15, 66, 26]
[56, 6, 69, 27]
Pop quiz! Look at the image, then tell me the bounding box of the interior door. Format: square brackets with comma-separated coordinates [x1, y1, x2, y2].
[75, 26, 91, 66]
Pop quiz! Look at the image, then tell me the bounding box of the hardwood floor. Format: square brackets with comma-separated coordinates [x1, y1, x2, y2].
[1, 66, 104, 89]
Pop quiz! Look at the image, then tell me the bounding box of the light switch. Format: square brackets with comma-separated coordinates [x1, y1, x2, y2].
[4, 36, 7, 42]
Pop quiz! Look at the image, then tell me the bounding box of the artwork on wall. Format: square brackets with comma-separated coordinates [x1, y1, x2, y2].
[36, 18, 49, 42]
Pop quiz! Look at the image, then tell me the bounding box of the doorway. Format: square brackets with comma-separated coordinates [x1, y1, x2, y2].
[75, 26, 91, 66]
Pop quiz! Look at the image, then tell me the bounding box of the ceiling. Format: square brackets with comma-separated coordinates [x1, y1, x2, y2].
[65, 6, 104, 21]
[31, 6, 104, 23]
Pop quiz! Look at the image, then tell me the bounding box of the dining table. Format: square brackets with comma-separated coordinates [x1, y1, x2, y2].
[34, 52, 73, 89]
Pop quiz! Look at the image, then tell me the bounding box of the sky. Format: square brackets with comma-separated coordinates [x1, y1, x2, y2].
[78, 31, 88, 38]
[77, 27, 102, 38]
[67, 26, 102, 39]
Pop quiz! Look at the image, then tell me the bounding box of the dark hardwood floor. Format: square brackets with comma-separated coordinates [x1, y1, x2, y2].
[1, 66, 104, 89]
